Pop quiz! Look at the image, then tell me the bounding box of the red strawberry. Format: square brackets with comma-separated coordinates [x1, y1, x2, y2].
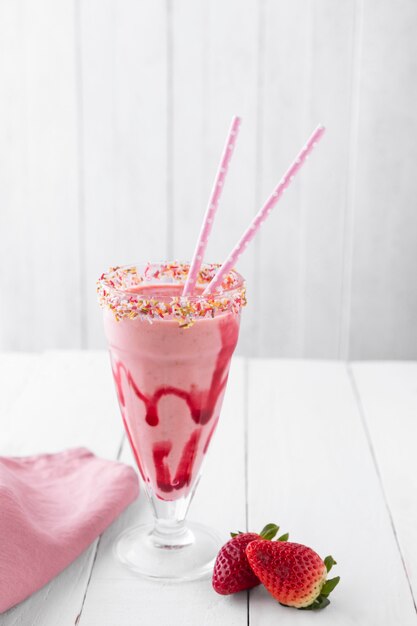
[212, 523, 288, 595]
[246, 540, 339, 610]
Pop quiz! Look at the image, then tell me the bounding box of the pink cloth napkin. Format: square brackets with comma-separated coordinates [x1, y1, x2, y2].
[0, 447, 139, 614]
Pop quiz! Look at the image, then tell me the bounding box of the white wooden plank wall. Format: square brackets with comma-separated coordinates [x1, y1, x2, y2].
[348, 0, 417, 359]
[0, 0, 82, 349]
[80, 0, 169, 348]
[1, 0, 417, 359]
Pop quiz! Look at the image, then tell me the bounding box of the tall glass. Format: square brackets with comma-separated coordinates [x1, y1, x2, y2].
[97, 262, 246, 581]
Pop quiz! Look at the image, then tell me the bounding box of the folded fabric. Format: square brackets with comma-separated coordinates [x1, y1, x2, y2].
[0, 447, 139, 614]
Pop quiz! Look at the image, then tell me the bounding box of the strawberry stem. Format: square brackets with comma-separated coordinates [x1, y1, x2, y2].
[230, 523, 289, 542]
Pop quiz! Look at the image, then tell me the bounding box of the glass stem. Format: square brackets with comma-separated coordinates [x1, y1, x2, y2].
[148, 494, 195, 549]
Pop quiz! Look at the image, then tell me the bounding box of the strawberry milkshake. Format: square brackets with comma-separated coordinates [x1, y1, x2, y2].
[98, 262, 246, 514]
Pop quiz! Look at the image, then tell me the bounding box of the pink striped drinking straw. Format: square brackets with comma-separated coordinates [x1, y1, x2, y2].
[182, 115, 242, 296]
[203, 124, 326, 295]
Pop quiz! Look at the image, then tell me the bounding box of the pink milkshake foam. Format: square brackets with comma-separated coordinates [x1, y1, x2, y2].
[98, 263, 246, 502]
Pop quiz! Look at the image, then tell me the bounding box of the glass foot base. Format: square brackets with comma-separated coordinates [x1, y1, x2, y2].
[115, 522, 222, 582]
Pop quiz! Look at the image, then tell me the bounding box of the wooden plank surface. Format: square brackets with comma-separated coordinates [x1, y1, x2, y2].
[351, 362, 417, 605]
[0, 352, 123, 626]
[0, 351, 122, 457]
[247, 360, 416, 625]
[78, 358, 247, 626]
[0, 353, 40, 417]
[1, 354, 417, 624]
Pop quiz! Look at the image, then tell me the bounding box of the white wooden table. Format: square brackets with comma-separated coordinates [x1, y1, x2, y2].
[1, 352, 416, 625]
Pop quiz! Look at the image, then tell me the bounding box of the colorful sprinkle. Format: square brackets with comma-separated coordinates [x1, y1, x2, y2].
[97, 262, 246, 327]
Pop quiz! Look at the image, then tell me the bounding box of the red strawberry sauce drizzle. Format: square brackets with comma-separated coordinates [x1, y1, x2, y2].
[110, 316, 239, 494]
[153, 429, 202, 493]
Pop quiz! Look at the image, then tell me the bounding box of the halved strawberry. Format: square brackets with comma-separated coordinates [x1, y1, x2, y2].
[212, 523, 288, 595]
[246, 540, 339, 609]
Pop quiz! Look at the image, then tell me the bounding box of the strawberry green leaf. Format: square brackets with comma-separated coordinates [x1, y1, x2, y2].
[229, 531, 244, 538]
[260, 523, 280, 540]
[321, 576, 340, 597]
[301, 595, 331, 610]
[277, 533, 289, 542]
[301, 576, 340, 609]
[324, 555, 337, 573]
